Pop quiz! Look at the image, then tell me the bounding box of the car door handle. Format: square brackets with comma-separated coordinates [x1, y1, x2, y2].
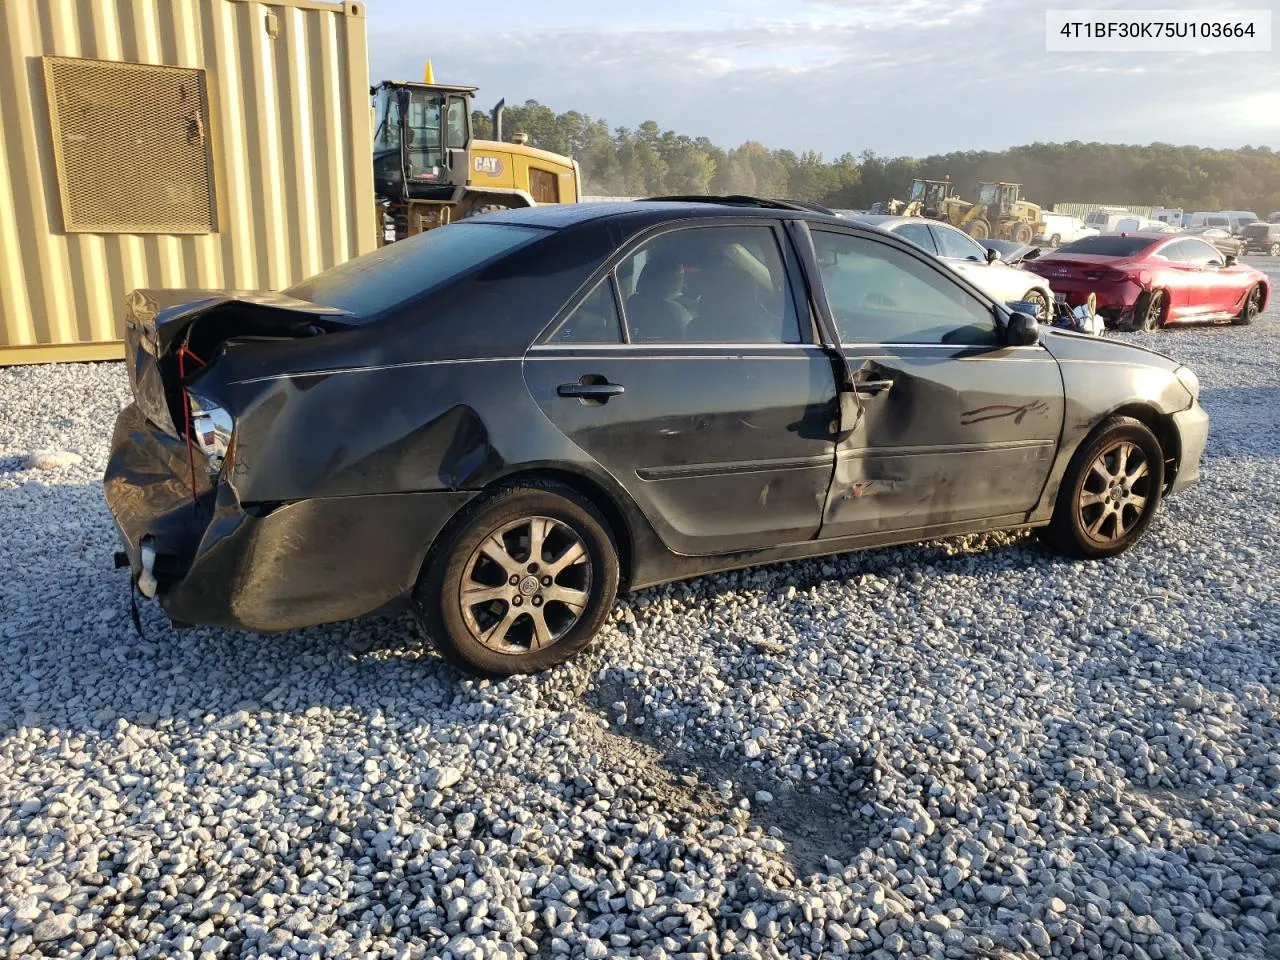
[854, 379, 894, 397]
[557, 380, 625, 401]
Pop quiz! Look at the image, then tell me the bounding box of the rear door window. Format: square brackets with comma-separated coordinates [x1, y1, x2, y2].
[545, 277, 624, 344]
[617, 223, 804, 343]
[893, 222, 936, 254]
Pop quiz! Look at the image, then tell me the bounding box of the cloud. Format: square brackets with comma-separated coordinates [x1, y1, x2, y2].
[366, 1, 1280, 157]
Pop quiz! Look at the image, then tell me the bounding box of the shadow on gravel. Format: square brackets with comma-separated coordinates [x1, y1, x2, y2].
[586, 670, 882, 879]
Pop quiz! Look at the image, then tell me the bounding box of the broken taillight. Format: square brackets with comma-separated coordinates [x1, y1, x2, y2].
[186, 393, 233, 474]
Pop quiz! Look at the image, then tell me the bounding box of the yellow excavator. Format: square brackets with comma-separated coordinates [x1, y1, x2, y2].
[372, 62, 581, 243]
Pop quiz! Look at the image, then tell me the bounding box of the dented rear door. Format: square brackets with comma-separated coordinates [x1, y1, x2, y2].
[804, 226, 1064, 539]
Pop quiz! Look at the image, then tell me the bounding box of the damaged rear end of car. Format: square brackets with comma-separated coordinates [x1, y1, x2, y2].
[106, 288, 363, 629]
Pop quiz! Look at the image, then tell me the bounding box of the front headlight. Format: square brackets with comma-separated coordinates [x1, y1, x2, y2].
[187, 394, 233, 474]
[1174, 365, 1200, 402]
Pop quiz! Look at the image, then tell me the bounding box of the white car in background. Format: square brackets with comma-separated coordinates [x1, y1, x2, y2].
[1113, 216, 1180, 234]
[1039, 213, 1098, 246]
[852, 215, 1058, 319]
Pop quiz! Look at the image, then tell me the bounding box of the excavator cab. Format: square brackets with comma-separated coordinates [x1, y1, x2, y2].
[371, 79, 477, 203]
[978, 182, 1021, 219]
[371, 61, 581, 243]
[907, 179, 954, 218]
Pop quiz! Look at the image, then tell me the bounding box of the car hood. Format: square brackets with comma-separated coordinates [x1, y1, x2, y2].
[1040, 327, 1180, 370]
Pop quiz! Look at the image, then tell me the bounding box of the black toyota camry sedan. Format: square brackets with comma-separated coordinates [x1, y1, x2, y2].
[105, 197, 1208, 676]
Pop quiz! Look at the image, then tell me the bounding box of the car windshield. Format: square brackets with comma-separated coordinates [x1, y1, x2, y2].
[286, 223, 548, 317]
[1055, 235, 1158, 257]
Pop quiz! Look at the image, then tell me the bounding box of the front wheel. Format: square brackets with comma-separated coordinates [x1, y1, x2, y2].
[1269, 242, 1279, 257]
[1012, 222, 1034, 245]
[414, 482, 620, 676]
[1049, 233, 1062, 246]
[1037, 417, 1165, 559]
[1020, 288, 1050, 321]
[1234, 284, 1263, 326]
[966, 220, 990, 240]
[464, 201, 517, 218]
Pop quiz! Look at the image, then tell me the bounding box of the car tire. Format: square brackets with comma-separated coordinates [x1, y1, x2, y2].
[1037, 416, 1165, 560]
[413, 481, 620, 677]
[465, 201, 517, 218]
[1267, 242, 1279, 256]
[1132, 289, 1166, 331]
[1233, 284, 1264, 326]
[1049, 233, 1061, 246]
[1020, 288, 1050, 320]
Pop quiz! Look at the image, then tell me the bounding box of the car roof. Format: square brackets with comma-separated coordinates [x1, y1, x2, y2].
[847, 214, 910, 227]
[474, 198, 852, 230]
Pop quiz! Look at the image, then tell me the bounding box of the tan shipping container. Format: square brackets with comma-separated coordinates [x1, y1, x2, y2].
[0, 0, 376, 366]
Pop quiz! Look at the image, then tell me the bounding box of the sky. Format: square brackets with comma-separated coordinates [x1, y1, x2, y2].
[364, 0, 1280, 158]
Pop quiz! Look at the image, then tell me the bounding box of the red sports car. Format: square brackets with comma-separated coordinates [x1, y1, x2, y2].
[1026, 232, 1269, 331]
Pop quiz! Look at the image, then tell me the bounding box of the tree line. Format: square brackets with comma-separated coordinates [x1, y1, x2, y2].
[473, 101, 1280, 215]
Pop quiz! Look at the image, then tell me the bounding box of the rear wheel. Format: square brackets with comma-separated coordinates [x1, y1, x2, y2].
[414, 482, 620, 677]
[1132, 289, 1166, 331]
[1269, 242, 1279, 257]
[1234, 284, 1263, 326]
[1049, 233, 1062, 246]
[1038, 417, 1165, 559]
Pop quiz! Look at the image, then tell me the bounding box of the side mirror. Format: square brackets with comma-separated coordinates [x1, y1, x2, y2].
[1224, 254, 1238, 266]
[1005, 310, 1040, 346]
[985, 247, 1001, 263]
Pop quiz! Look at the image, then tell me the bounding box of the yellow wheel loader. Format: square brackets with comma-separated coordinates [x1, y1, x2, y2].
[372, 63, 581, 243]
[960, 182, 1045, 244]
[900, 178, 972, 223]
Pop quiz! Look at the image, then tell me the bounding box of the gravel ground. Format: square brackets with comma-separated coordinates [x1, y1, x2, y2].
[2, 264, 1279, 960]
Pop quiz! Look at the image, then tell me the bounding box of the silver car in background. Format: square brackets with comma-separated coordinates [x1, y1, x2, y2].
[851, 214, 1058, 320]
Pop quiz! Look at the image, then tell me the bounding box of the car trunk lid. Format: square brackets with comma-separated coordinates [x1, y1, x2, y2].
[123, 288, 354, 437]
[1030, 255, 1131, 282]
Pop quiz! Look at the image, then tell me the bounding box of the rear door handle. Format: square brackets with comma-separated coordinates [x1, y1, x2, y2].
[854, 379, 894, 397]
[557, 378, 625, 402]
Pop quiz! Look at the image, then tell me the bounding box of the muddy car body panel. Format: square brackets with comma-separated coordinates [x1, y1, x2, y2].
[103, 199, 1210, 635]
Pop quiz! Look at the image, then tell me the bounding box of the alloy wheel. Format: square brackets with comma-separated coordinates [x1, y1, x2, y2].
[1245, 285, 1263, 323]
[1142, 291, 1165, 330]
[1022, 290, 1050, 321]
[458, 516, 592, 653]
[1077, 440, 1152, 544]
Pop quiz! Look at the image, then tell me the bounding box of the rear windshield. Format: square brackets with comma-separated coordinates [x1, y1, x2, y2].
[1056, 235, 1158, 257]
[286, 222, 547, 317]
